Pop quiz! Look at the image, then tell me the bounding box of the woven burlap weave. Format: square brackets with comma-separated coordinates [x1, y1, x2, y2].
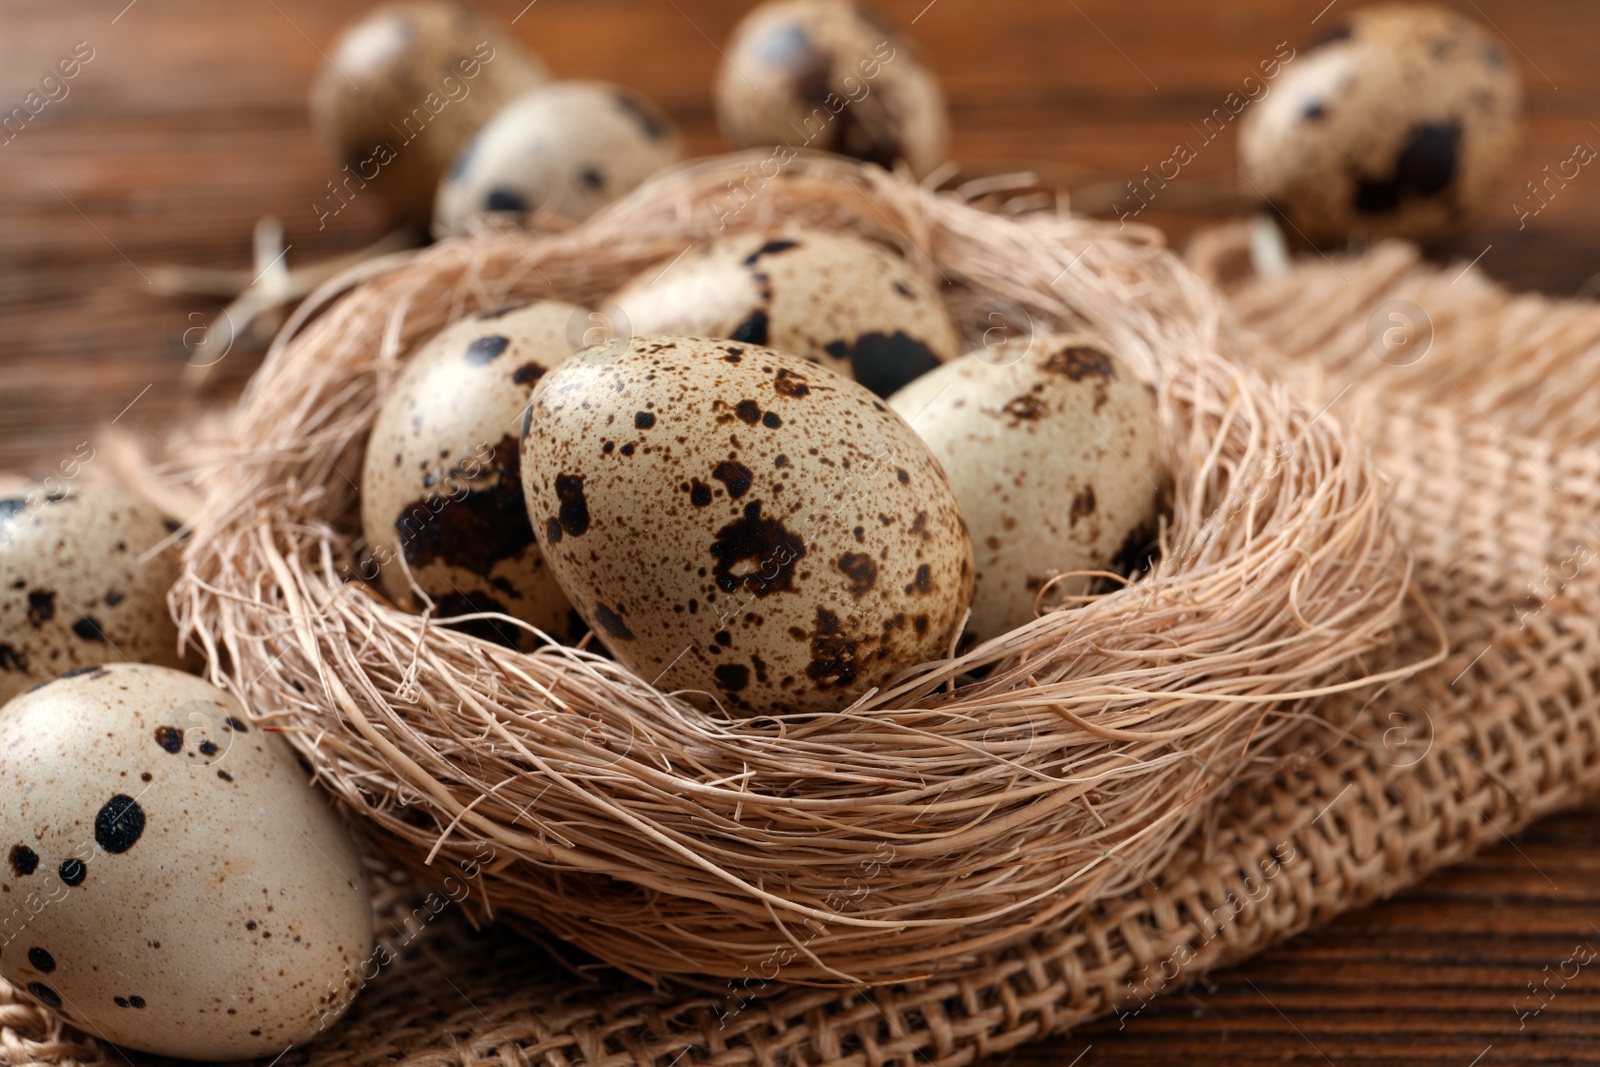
[6, 223, 1598, 1065]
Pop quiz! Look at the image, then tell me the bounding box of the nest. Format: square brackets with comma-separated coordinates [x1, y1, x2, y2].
[173, 153, 1422, 985]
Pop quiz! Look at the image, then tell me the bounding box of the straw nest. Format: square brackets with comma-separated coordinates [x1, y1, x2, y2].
[173, 153, 1427, 985]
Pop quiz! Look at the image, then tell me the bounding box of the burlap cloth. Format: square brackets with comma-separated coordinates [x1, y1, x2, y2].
[9, 223, 1599, 1066]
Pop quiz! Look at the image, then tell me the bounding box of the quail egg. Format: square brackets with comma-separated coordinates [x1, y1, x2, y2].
[0, 485, 185, 704]
[521, 337, 973, 715]
[311, 1, 550, 224]
[608, 231, 960, 397]
[435, 81, 685, 234]
[0, 663, 373, 1060]
[1239, 3, 1522, 244]
[716, 0, 949, 177]
[888, 336, 1163, 644]
[362, 300, 588, 649]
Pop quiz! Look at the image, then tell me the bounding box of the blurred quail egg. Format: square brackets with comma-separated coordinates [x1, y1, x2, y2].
[311, 1, 550, 224]
[521, 337, 973, 715]
[362, 300, 587, 649]
[1240, 3, 1522, 244]
[888, 336, 1162, 644]
[716, 0, 949, 177]
[0, 485, 185, 704]
[608, 231, 959, 397]
[435, 81, 685, 234]
[0, 663, 372, 1060]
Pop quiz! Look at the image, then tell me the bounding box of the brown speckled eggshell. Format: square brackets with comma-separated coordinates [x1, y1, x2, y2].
[888, 336, 1163, 645]
[608, 231, 959, 398]
[0, 485, 185, 704]
[1239, 3, 1521, 244]
[362, 300, 588, 650]
[520, 337, 973, 716]
[435, 81, 685, 234]
[716, 0, 948, 177]
[0, 664, 373, 1060]
[310, 1, 549, 224]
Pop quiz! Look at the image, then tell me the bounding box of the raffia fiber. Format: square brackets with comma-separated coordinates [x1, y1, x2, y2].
[16, 176, 1579, 1065]
[151, 154, 1413, 986]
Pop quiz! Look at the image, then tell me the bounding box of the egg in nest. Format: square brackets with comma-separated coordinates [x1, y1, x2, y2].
[520, 336, 973, 715]
[361, 300, 588, 649]
[608, 231, 959, 398]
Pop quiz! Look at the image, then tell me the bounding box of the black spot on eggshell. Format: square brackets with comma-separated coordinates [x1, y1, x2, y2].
[634, 411, 656, 429]
[554, 474, 590, 537]
[1002, 394, 1046, 422]
[837, 552, 878, 596]
[580, 167, 605, 191]
[613, 90, 666, 139]
[154, 726, 183, 754]
[464, 334, 511, 364]
[226, 716, 248, 733]
[909, 564, 934, 595]
[688, 479, 712, 507]
[762, 410, 782, 429]
[1070, 486, 1097, 526]
[731, 309, 770, 346]
[25, 591, 53, 627]
[484, 188, 528, 212]
[592, 602, 634, 640]
[1303, 101, 1327, 121]
[513, 363, 545, 386]
[27, 947, 55, 973]
[58, 859, 85, 887]
[713, 662, 750, 692]
[217, 769, 234, 782]
[825, 332, 941, 397]
[806, 608, 859, 689]
[26, 983, 60, 1009]
[0, 644, 26, 672]
[773, 369, 810, 398]
[72, 617, 105, 641]
[544, 517, 563, 544]
[198, 740, 219, 757]
[396, 437, 536, 574]
[710, 501, 806, 597]
[9, 845, 38, 877]
[1354, 122, 1461, 214]
[94, 794, 146, 854]
[741, 239, 800, 266]
[712, 460, 754, 499]
[1110, 521, 1160, 579]
[734, 400, 762, 425]
[1043, 345, 1115, 381]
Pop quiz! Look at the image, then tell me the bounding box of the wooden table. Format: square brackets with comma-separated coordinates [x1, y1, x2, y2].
[3, 1, 1599, 1062]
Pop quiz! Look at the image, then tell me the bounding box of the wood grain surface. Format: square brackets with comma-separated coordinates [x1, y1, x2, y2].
[2, 1, 1599, 1063]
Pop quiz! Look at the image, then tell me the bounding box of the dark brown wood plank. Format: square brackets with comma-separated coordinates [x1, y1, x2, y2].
[2, 2, 1599, 1064]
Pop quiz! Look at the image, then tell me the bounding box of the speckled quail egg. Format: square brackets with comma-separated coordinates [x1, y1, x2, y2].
[0, 485, 186, 704]
[608, 231, 960, 397]
[1239, 3, 1522, 244]
[311, 1, 550, 224]
[0, 663, 373, 1060]
[716, 0, 949, 177]
[362, 300, 589, 649]
[434, 81, 685, 234]
[888, 336, 1163, 645]
[521, 337, 973, 715]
